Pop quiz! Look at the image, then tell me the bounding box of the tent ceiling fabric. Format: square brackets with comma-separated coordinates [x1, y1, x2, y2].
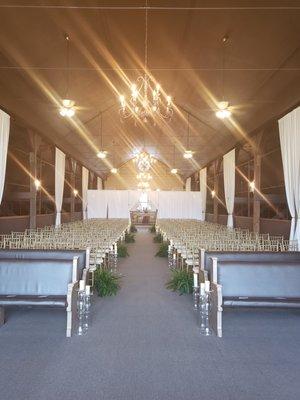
[0, 0, 300, 179]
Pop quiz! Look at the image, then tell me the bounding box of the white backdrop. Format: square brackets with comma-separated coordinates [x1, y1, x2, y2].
[87, 190, 202, 220]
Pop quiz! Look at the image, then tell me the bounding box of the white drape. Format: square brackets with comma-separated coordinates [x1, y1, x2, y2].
[55, 148, 65, 226]
[0, 110, 10, 205]
[279, 107, 300, 248]
[185, 177, 191, 191]
[199, 168, 207, 221]
[223, 149, 235, 228]
[82, 167, 89, 220]
[97, 177, 102, 190]
[87, 190, 202, 220]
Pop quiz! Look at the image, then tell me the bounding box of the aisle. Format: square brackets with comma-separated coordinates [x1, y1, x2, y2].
[1, 230, 300, 400]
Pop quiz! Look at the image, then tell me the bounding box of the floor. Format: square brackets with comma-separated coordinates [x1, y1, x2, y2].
[1, 230, 300, 400]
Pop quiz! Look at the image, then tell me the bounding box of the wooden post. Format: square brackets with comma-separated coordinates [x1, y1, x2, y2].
[252, 131, 263, 234]
[28, 131, 41, 229]
[29, 151, 37, 229]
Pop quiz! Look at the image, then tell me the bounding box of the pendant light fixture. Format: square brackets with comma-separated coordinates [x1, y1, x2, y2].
[118, 0, 173, 123]
[183, 114, 193, 159]
[59, 33, 76, 118]
[215, 35, 232, 120]
[97, 112, 107, 159]
[170, 144, 178, 174]
[110, 141, 118, 174]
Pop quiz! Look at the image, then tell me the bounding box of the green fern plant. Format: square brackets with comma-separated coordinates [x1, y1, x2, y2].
[125, 232, 135, 243]
[118, 243, 129, 257]
[153, 233, 163, 243]
[166, 268, 193, 295]
[130, 225, 137, 233]
[94, 268, 121, 297]
[149, 225, 156, 233]
[156, 242, 168, 257]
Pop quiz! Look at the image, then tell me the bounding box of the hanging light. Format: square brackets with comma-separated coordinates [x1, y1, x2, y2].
[215, 101, 231, 119]
[34, 179, 41, 190]
[97, 151, 107, 159]
[211, 189, 216, 198]
[111, 168, 118, 174]
[118, 1, 173, 124]
[97, 112, 107, 159]
[183, 150, 193, 159]
[249, 180, 255, 192]
[73, 189, 78, 196]
[171, 144, 179, 174]
[183, 114, 194, 159]
[215, 36, 232, 120]
[137, 172, 152, 181]
[59, 34, 76, 118]
[134, 151, 155, 172]
[60, 99, 75, 117]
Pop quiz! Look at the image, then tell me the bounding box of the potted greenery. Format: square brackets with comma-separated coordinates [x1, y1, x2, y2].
[156, 242, 168, 257]
[94, 268, 121, 297]
[166, 268, 193, 295]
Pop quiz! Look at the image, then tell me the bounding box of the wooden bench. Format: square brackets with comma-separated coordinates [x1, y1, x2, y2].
[0, 250, 90, 337]
[198, 250, 300, 337]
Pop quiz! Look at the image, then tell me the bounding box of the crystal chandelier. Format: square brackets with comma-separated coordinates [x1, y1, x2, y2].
[134, 151, 155, 172]
[137, 172, 152, 181]
[119, 1, 173, 123]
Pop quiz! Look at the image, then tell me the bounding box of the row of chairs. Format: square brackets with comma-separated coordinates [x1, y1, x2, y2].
[0, 218, 130, 271]
[156, 219, 297, 270]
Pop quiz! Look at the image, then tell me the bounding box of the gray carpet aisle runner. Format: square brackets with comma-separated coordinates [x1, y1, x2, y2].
[1, 230, 300, 400]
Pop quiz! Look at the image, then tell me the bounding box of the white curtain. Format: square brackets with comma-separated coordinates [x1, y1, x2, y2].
[55, 148, 66, 226]
[279, 107, 300, 248]
[97, 177, 102, 190]
[0, 110, 10, 205]
[82, 167, 89, 219]
[199, 168, 207, 221]
[223, 149, 235, 228]
[186, 177, 191, 191]
[87, 190, 202, 220]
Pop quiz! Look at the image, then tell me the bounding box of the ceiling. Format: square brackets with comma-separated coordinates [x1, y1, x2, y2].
[0, 0, 300, 179]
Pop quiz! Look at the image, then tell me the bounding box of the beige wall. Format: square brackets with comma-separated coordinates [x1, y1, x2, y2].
[105, 159, 184, 190]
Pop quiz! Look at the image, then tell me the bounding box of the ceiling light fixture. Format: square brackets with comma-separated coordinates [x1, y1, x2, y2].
[171, 168, 178, 174]
[97, 111, 107, 159]
[111, 168, 118, 174]
[34, 179, 41, 190]
[119, 0, 173, 124]
[183, 114, 194, 159]
[215, 101, 232, 119]
[215, 35, 231, 120]
[59, 34, 76, 118]
[134, 151, 155, 172]
[73, 189, 78, 196]
[249, 180, 255, 192]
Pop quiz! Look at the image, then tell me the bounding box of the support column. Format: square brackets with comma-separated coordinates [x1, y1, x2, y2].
[70, 159, 77, 222]
[252, 131, 263, 234]
[29, 151, 37, 229]
[28, 131, 41, 229]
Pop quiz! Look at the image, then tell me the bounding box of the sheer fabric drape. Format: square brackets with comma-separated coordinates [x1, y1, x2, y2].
[0, 110, 10, 205]
[199, 168, 207, 221]
[82, 167, 89, 219]
[279, 107, 300, 248]
[55, 147, 65, 226]
[223, 149, 235, 228]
